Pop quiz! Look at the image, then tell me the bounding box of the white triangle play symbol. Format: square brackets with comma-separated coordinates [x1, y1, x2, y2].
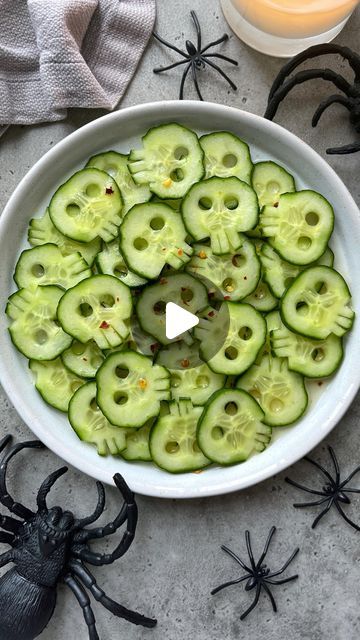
[165, 302, 199, 340]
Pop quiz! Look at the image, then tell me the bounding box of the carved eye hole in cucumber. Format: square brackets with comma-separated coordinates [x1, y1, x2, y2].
[173, 146, 189, 160]
[222, 153, 237, 168]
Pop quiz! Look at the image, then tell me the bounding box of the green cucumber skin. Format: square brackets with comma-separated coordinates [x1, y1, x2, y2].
[149, 420, 210, 474]
[288, 347, 344, 379]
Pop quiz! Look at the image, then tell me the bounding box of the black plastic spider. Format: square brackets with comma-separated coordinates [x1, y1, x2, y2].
[211, 527, 299, 620]
[286, 445, 360, 531]
[264, 43, 360, 154]
[153, 10, 238, 100]
[0, 434, 156, 640]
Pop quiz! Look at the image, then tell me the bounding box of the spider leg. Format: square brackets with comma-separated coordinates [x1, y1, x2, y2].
[152, 32, 189, 58]
[203, 53, 238, 66]
[201, 34, 228, 55]
[36, 466, 68, 513]
[339, 463, 360, 488]
[245, 530, 256, 570]
[311, 498, 333, 529]
[64, 574, 99, 640]
[0, 549, 14, 566]
[267, 547, 300, 578]
[265, 69, 352, 121]
[312, 94, 353, 127]
[0, 514, 22, 534]
[293, 496, 330, 508]
[265, 575, 298, 586]
[211, 574, 249, 595]
[326, 140, 360, 155]
[240, 583, 261, 620]
[221, 545, 252, 573]
[153, 59, 188, 74]
[70, 560, 157, 628]
[179, 62, 192, 99]
[285, 477, 327, 496]
[257, 526, 276, 568]
[303, 455, 335, 484]
[191, 61, 204, 100]
[0, 435, 12, 453]
[203, 58, 237, 90]
[0, 532, 15, 546]
[334, 500, 360, 531]
[262, 582, 277, 612]
[74, 500, 127, 543]
[190, 10, 202, 51]
[0, 440, 44, 519]
[73, 482, 105, 530]
[327, 446, 340, 484]
[268, 44, 360, 100]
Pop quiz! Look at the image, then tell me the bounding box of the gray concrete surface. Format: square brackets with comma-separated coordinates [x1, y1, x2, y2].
[1, 1, 360, 639]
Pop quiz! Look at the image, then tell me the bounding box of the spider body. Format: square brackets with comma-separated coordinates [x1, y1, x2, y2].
[264, 44, 360, 154]
[153, 11, 238, 101]
[0, 435, 156, 640]
[211, 527, 299, 620]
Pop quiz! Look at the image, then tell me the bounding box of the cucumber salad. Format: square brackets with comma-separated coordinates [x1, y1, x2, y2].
[6, 123, 355, 473]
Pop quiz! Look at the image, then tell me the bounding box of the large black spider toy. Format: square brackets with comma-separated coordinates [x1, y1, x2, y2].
[265, 44, 360, 154]
[153, 10, 238, 100]
[211, 527, 299, 620]
[286, 445, 360, 531]
[0, 435, 156, 640]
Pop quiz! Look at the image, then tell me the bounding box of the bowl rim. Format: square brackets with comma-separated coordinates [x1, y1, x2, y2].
[0, 100, 359, 498]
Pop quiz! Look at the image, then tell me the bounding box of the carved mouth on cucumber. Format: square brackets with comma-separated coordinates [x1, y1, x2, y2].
[6, 122, 354, 473]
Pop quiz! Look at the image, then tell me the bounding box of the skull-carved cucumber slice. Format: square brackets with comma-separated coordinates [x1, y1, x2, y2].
[6, 285, 71, 360]
[14, 244, 92, 289]
[28, 209, 101, 266]
[30, 358, 84, 412]
[197, 389, 270, 464]
[120, 202, 193, 279]
[200, 131, 253, 184]
[186, 241, 261, 301]
[242, 277, 278, 312]
[57, 275, 132, 349]
[86, 150, 151, 215]
[181, 177, 259, 255]
[251, 161, 295, 207]
[195, 302, 266, 375]
[271, 319, 343, 378]
[158, 352, 226, 406]
[128, 123, 204, 199]
[280, 266, 354, 339]
[259, 190, 334, 265]
[96, 241, 147, 288]
[121, 419, 154, 462]
[237, 355, 308, 427]
[49, 168, 122, 242]
[62, 339, 105, 378]
[69, 381, 128, 455]
[96, 351, 170, 428]
[150, 399, 209, 473]
[137, 273, 208, 345]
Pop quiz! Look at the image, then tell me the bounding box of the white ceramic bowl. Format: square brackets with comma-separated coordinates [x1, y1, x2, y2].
[0, 101, 359, 498]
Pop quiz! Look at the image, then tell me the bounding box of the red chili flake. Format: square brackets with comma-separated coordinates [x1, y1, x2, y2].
[177, 248, 183, 256]
[274, 202, 279, 208]
[181, 287, 186, 291]
[181, 358, 190, 368]
[82, 357, 88, 362]
[100, 320, 110, 329]
[224, 295, 231, 300]
[105, 186, 114, 195]
[208, 292, 215, 299]
[208, 310, 215, 317]
[160, 278, 168, 285]
[150, 343, 160, 353]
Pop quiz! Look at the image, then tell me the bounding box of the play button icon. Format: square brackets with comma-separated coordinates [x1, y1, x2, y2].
[165, 302, 199, 340]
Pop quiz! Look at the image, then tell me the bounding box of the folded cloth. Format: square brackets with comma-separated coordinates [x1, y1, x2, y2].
[0, 0, 156, 133]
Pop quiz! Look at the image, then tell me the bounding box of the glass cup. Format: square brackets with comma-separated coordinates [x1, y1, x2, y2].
[220, 0, 359, 57]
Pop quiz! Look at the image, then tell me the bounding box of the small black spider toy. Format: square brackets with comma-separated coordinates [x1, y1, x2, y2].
[211, 527, 299, 620]
[286, 445, 360, 531]
[264, 43, 360, 155]
[153, 10, 238, 100]
[0, 434, 156, 640]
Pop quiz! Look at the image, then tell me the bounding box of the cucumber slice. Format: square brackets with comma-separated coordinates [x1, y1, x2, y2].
[128, 123, 204, 199]
[242, 277, 278, 312]
[186, 241, 261, 301]
[57, 275, 132, 349]
[69, 381, 127, 455]
[255, 310, 282, 363]
[197, 389, 270, 464]
[14, 244, 91, 289]
[96, 351, 170, 427]
[151, 195, 182, 211]
[271, 320, 343, 378]
[252, 161, 295, 207]
[127, 317, 161, 357]
[49, 168, 122, 242]
[62, 339, 105, 378]
[200, 132, 253, 184]
[237, 355, 308, 427]
[30, 358, 84, 412]
[120, 202, 192, 279]
[260, 190, 334, 265]
[156, 340, 202, 369]
[85, 151, 151, 215]
[6, 285, 71, 360]
[96, 241, 147, 287]
[260, 244, 334, 298]
[195, 302, 266, 375]
[169, 364, 225, 406]
[137, 273, 208, 345]
[181, 177, 259, 255]
[281, 266, 354, 339]
[121, 419, 154, 462]
[149, 399, 209, 473]
[28, 209, 101, 266]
